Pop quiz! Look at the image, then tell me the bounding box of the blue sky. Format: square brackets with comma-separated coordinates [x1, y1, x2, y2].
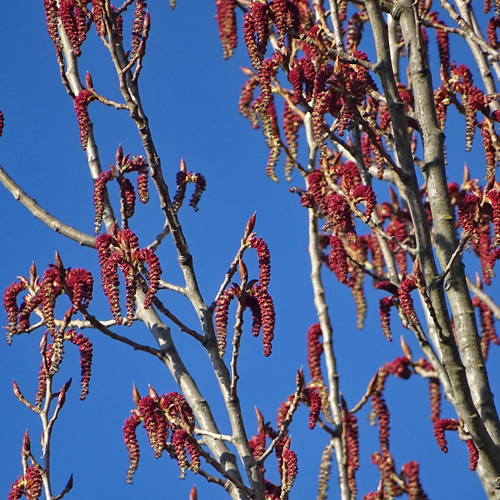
[0, 2, 498, 499]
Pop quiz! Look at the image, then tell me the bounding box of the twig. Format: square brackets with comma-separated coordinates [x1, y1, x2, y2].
[230, 299, 246, 399]
[153, 297, 204, 342]
[438, 234, 470, 283]
[195, 428, 234, 444]
[91, 90, 128, 110]
[196, 446, 255, 497]
[158, 279, 187, 295]
[148, 221, 171, 251]
[440, 0, 500, 62]
[0, 165, 96, 248]
[81, 307, 162, 356]
[467, 276, 500, 320]
[257, 387, 301, 465]
[54, 475, 74, 500]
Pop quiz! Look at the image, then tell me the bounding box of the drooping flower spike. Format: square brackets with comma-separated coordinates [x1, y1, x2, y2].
[95, 228, 162, 324]
[216, 0, 238, 59]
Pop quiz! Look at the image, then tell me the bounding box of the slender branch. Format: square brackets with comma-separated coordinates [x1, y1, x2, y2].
[0, 165, 96, 248]
[308, 210, 350, 500]
[80, 307, 162, 356]
[158, 279, 187, 295]
[257, 385, 301, 465]
[195, 428, 235, 444]
[152, 296, 204, 342]
[438, 234, 470, 283]
[467, 276, 500, 320]
[230, 300, 246, 399]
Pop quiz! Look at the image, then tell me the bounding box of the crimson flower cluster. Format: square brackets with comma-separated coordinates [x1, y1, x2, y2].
[216, 0, 237, 59]
[74, 89, 95, 150]
[93, 147, 150, 233]
[248, 409, 299, 498]
[172, 159, 207, 213]
[376, 274, 421, 340]
[3, 261, 93, 343]
[215, 233, 275, 357]
[131, 0, 148, 57]
[455, 178, 500, 285]
[43, 0, 87, 56]
[123, 387, 199, 483]
[7, 464, 43, 500]
[35, 329, 93, 404]
[95, 228, 161, 324]
[472, 291, 499, 361]
[306, 323, 323, 382]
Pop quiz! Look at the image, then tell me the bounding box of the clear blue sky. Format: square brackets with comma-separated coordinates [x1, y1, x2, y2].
[0, 2, 498, 499]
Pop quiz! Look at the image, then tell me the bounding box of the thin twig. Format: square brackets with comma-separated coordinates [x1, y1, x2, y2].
[438, 233, 470, 283]
[153, 297, 204, 342]
[195, 428, 234, 444]
[81, 307, 161, 356]
[467, 276, 500, 320]
[0, 165, 96, 248]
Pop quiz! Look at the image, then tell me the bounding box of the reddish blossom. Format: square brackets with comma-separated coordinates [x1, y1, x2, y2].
[120, 177, 136, 220]
[123, 412, 141, 483]
[307, 323, 323, 382]
[172, 429, 190, 478]
[282, 101, 301, 179]
[326, 193, 356, 238]
[328, 235, 350, 285]
[249, 431, 267, 459]
[96, 234, 122, 323]
[40, 266, 63, 335]
[466, 439, 479, 471]
[249, 236, 271, 291]
[281, 444, 298, 493]
[131, 0, 147, 56]
[59, 0, 86, 57]
[216, 0, 237, 59]
[138, 395, 168, 457]
[254, 286, 275, 356]
[307, 170, 328, 213]
[137, 247, 162, 310]
[304, 387, 322, 429]
[458, 193, 479, 241]
[137, 168, 149, 204]
[487, 189, 500, 247]
[433, 418, 459, 453]
[239, 75, 260, 129]
[215, 287, 236, 356]
[44, 0, 61, 48]
[379, 296, 395, 340]
[487, 16, 500, 48]
[402, 461, 429, 500]
[93, 169, 115, 234]
[351, 184, 376, 221]
[161, 391, 196, 432]
[386, 216, 410, 274]
[473, 295, 499, 361]
[3, 280, 27, 340]
[92, 0, 106, 37]
[66, 268, 94, 313]
[74, 89, 95, 150]
[66, 330, 93, 400]
[188, 172, 206, 212]
[398, 276, 419, 325]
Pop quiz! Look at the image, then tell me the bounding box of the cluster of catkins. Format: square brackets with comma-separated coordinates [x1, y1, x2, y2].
[123, 387, 200, 483]
[215, 232, 276, 357]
